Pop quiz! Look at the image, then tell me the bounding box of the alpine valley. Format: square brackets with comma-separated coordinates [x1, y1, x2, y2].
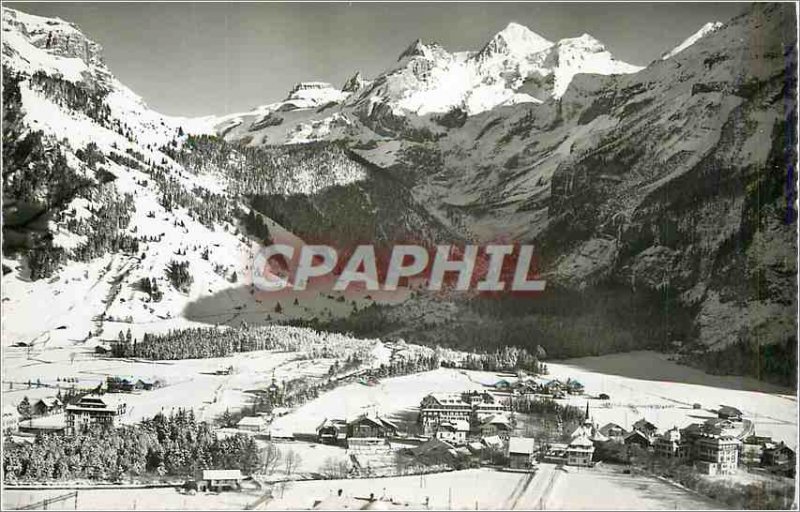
[2, 3, 797, 386]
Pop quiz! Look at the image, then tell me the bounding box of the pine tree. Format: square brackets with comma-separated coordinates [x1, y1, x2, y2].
[18, 396, 32, 419]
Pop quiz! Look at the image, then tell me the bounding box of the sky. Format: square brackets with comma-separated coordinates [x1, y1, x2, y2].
[7, 2, 749, 117]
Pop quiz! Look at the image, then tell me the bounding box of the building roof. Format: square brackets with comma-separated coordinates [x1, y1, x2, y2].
[569, 436, 594, 448]
[66, 394, 125, 412]
[36, 397, 62, 407]
[237, 416, 265, 427]
[269, 429, 295, 439]
[467, 442, 484, 452]
[482, 435, 503, 448]
[439, 419, 470, 432]
[348, 413, 398, 431]
[763, 442, 795, 454]
[633, 418, 657, 431]
[508, 437, 535, 455]
[317, 418, 347, 431]
[598, 422, 627, 436]
[411, 438, 456, 457]
[718, 405, 743, 416]
[624, 430, 651, 444]
[201, 469, 242, 481]
[480, 414, 511, 428]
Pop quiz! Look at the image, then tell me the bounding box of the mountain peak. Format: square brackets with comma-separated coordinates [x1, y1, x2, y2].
[483, 22, 553, 57]
[662, 21, 723, 60]
[341, 71, 367, 93]
[398, 38, 428, 61]
[556, 33, 606, 53]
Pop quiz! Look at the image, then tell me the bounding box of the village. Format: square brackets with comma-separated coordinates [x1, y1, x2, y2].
[3, 344, 796, 510]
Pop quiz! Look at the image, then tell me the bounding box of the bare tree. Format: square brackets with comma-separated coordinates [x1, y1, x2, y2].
[283, 449, 302, 479]
[321, 456, 350, 479]
[260, 442, 283, 476]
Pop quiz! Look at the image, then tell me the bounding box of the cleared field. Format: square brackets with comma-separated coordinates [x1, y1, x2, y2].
[260, 465, 723, 510]
[543, 464, 722, 510]
[269, 368, 500, 434]
[2, 487, 257, 511]
[2, 346, 296, 423]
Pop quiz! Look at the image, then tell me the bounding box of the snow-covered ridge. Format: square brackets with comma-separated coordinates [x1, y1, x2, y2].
[662, 21, 724, 60]
[286, 81, 350, 104]
[358, 21, 644, 116]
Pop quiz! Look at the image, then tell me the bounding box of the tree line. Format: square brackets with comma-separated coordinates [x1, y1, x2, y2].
[3, 409, 259, 482]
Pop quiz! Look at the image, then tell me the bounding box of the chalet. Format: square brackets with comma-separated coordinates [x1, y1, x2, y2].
[65, 395, 127, 434]
[467, 441, 484, 455]
[33, 397, 62, 417]
[482, 435, 504, 451]
[106, 376, 159, 393]
[717, 405, 743, 422]
[269, 429, 295, 441]
[762, 442, 796, 469]
[543, 443, 568, 464]
[478, 415, 512, 440]
[542, 380, 563, 395]
[654, 428, 689, 460]
[741, 435, 772, 466]
[346, 413, 398, 450]
[317, 418, 348, 445]
[195, 469, 243, 492]
[512, 381, 538, 396]
[598, 422, 628, 442]
[407, 438, 459, 464]
[493, 379, 513, 391]
[2, 406, 20, 433]
[631, 418, 658, 440]
[237, 415, 267, 433]
[94, 344, 112, 355]
[347, 414, 398, 439]
[418, 391, 508, 434]
[507, 437, 536, 469]
[435, 420, 469, 446]
[564, 379, 584, 395]
[567, 436, 595, 467]
[702, 418, 736, 436]
[624, 430, 652, 449]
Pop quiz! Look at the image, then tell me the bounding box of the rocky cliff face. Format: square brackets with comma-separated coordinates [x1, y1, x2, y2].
[296, 3, 797, 383]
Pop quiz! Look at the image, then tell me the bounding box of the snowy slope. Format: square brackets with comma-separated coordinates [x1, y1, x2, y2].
[662, 21, 724, 60]
[1, 7, 253, 347]
[1, 7, 383, 349]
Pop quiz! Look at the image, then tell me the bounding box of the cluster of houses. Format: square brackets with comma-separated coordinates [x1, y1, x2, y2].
[105, 375, 161, 393]
[418, 391, 511, 440]
[541, 404, 796, 477]
[492, 377, 585, 399]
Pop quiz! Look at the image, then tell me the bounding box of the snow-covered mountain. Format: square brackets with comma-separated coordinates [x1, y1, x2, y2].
[352, 22, 643, 117]
[662, 21, 724, 60]
[2, 4, 796, 385]
[1, 7, 368, 348]
[209, 21, 644, 144]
